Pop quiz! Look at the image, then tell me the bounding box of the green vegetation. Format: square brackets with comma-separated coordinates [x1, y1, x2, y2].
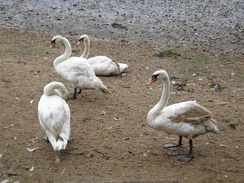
[81, 117, 92, 122]
[154, 49, 181, 58]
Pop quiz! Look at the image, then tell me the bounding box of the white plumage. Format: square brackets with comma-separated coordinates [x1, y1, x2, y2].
[50, 35, 108, 99]
[147, 70, 219, 162]
[77, 34, 128, 76]
[38, 81, 70, 161]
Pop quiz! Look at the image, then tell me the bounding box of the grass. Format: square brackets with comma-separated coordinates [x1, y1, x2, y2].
[186, 65, 209, 75]
[142, 131, 156, 136]
[194, 55, 215, 64]
[171, 47, 188, 53]
[154, 49, 181, 58]
[81, 117, 92, 122]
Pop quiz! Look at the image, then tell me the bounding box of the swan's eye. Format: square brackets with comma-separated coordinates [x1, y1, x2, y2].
[148, 75, 158, 85]
[152, 74, 159, 80]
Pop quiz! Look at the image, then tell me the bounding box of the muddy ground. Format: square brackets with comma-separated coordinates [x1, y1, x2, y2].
[0, 0, 244, 183]
[0, 28, 243, 183]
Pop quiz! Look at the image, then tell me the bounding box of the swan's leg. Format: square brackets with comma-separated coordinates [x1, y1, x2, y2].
[177, 139, 194, 163]
[55, 151, 61, 163]
[77, 89, 82, 94]
[163, 136, 183, 151]
[70, 90, 75, 94]
[70, 88, 82, 95]
[69, 88, 77, 99]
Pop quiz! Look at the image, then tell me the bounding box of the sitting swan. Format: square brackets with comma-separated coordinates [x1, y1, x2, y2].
[38, 81, 70, 162]
[147, 70, 219, 162]
[77, 34, 128, 76]
[50, 35, 108, 99]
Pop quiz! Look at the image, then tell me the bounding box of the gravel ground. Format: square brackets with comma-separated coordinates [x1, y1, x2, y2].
[0, 0, 243, 55]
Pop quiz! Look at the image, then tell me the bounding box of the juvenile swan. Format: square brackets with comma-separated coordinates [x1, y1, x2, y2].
[50, 35, 108, 99]
[147, 70, 219, 162]
[38, 81, 70, 162]
[77, 34, 128, 76]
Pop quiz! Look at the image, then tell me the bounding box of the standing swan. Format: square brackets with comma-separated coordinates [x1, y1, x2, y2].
[38, 81, 70, 162]
[147, 70, 219, 162]
[77, 34, 128, 76]
[50, 35, 108, 99]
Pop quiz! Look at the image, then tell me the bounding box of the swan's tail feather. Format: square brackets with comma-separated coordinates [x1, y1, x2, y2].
[118, 63, 128, 73]
[97, 85, 109, 93]
[93, 77, 109, 93]
[204, 118, 219, 134]
[112, 60, 128, 74]
[54, 136, 68, 151]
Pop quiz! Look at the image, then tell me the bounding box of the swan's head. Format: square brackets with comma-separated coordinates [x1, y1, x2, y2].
[50, 35, 64, 48]
[148, 70, 169, 85]
[77, 35, 89, 45]
[58, 87, 69, 101]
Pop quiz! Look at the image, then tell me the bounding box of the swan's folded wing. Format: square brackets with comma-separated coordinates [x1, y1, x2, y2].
[87, 56, 112, 65]
[70, 65, 89, 77]
[170, 103, 214, 124]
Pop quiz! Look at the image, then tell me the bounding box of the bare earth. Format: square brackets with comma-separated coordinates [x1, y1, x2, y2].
[0, 28, 244, 183]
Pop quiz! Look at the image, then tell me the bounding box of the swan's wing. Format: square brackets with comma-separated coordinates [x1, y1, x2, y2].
[168, 101, 214, 124]
[57, 58, 96, 81]
[87, 56, 120, 75]
[87, 56, 112, 65]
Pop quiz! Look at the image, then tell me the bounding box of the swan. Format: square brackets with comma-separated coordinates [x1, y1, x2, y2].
[77, 34, 128, 76]
[50, 35, 108, 99]
[147, 70, 219, 162]
[38, 81, 70, 162]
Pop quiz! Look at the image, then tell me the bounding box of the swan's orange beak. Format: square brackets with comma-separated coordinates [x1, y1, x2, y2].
[49, 42, 55, 48]
[77, 40, 83, 46]
[148, 77, 157, 85]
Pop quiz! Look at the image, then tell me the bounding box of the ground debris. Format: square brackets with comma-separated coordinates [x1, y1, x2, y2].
[111, 23, 127, 29]
[82, 180, 178, 183]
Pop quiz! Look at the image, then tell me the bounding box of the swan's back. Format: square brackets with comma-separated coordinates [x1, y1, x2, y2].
[86, 56, 120, 75]
[38, 82, 70, 151]
[87, 56, 128, 75]
[55, 57, 97, 85]
[87, 56, 111, 65]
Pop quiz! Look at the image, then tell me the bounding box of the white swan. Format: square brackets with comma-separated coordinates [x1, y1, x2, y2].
[38, 81, 70, 162]
[147, 70, 219, 162]
[77, 34, 128, 76]
[50, 35, 108, 99]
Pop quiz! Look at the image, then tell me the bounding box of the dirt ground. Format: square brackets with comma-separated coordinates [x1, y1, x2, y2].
[0, 28, 243, 183]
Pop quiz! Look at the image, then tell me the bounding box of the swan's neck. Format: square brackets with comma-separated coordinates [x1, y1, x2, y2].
[53, 38, 72, 67]
[44, 82, 63, 96]
[150, 76, 170, 116]
[80, 38, 90, 59]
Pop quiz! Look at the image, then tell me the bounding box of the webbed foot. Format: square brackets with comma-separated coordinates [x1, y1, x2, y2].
[164, 143, 182, 151]
[177, 153, 194, 163]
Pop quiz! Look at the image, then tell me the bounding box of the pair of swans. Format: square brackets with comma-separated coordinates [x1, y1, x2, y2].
[77, 35, 128, 76]
[147, 70, 219, 162]
[50, 35, 109, 99]
[38, 81, 71, 162]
